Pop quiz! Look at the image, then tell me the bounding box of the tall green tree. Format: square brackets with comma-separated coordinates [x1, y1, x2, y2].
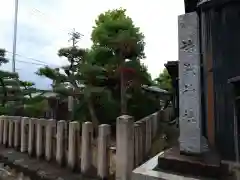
[0, 49, 42, 116]
[91, 8, 146, 114]
[36, 9, 160, 127]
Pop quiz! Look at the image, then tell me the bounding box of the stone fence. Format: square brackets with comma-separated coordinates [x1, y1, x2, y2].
[0, 107, 172, 180]
[116, 107, 173, 180]
[0, 116, 111, 179]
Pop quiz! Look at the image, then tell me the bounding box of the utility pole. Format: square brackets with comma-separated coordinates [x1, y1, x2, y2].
[12, 0, 19, 73]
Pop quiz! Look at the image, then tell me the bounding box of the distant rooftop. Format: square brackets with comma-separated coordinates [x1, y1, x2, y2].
[24, 91, 59, 99]
[184, 0, 231, 13]
[142, 85, 169, 94]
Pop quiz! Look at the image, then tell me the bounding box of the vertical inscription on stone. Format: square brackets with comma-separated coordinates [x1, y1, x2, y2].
[178, 12, 202, 154]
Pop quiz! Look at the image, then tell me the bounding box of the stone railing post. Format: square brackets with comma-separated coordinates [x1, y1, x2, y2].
[68, 121, 80, 170]
[0, 116, 4, 144]
[45, 119, 56, 161]
[97, 124, 111, 179]
[145, 118, 152, 153]
[14, 116, 21, 149]
[152, 113, 158, 137]
[139, 120, 146, 160]
[3, 116, 9, 146]
[56, 120, 66, 165]
[150, 115, 154, 139]
[81, 122, 93, 174]
[21, 117, 29, 152]
[134, 124, 141, 167]
[8, 116, 14, 147]
[151, 114, 157, 139]
[135, 121, 143, 164]
[159, 109, 164, 122]
[116, 115, 134, 180]
[36, 119, 44, 158]
[28, 118, 36, 156]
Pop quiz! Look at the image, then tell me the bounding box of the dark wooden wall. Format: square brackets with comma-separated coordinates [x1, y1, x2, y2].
[200, 1, 240, 161]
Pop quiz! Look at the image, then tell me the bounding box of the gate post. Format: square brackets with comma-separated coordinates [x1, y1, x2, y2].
[56, 120, 66, 165]
[81, 121, 93, 174]
[97, 124, 111, 179]
[116, 115, 134, 180]
[68, 121, 80, 170]
[21, 117, 29, 152]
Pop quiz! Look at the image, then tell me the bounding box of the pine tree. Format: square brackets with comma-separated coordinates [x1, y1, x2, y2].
[0, 48, 44, 116]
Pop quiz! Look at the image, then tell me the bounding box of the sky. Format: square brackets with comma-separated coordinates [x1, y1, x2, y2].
[0, 0, 184, 89]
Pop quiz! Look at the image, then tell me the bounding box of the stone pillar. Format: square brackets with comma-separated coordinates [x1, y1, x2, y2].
[134, 124, 140, 167]
[45, 119, 56, 161]
[8, 117, 14, 147]
[3, 116, 9, 146]
[36, 119, 43, 158]
[157, 110, 162, 122]
[68, 121, 80, 170]
[116, 115, 134, 180]
[152, 113, 158, 137]
[158, 110, 163, 122]
[150, 115, 154, 138]
[56, 120, 66, 165]
[14, 117, 21, 148]
[0, 116, 4, 144]
[28, 118, 35, 156]
[139, 120, 146, 159]
[81, 122, 93, 174]
[135, 121, 143, 164]
[178, 12, 202, 154]
[145, 118, 152, 153]
[97, 124, 111, 179]
[21, 117, 29, 152]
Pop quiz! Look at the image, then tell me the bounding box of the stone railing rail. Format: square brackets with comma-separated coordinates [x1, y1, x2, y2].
[0, 106, 173, 180]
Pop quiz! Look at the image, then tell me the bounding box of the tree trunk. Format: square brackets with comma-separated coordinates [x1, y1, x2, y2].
[0, 78, 7, 107]
[87, 97, 99, 135]
[120, 63, 127, 115]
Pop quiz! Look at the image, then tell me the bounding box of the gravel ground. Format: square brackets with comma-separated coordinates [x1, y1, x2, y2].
[0, 164, 31, 180]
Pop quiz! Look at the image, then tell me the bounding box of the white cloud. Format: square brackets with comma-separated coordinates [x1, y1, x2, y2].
[0, 0, 184, 88]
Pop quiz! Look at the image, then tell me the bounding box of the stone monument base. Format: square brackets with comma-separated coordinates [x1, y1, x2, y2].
[157, 146, 228, 179]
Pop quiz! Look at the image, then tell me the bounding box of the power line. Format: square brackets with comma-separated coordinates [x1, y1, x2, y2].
[5, 51, 65, 70]
[6, 51, 58, 67]
[29, 8, 85, 42]
[15, 59, 62, 69]
[29, 8, 71, 34]
[16, 59, 49, 66]
[0, 61, 48, 76]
